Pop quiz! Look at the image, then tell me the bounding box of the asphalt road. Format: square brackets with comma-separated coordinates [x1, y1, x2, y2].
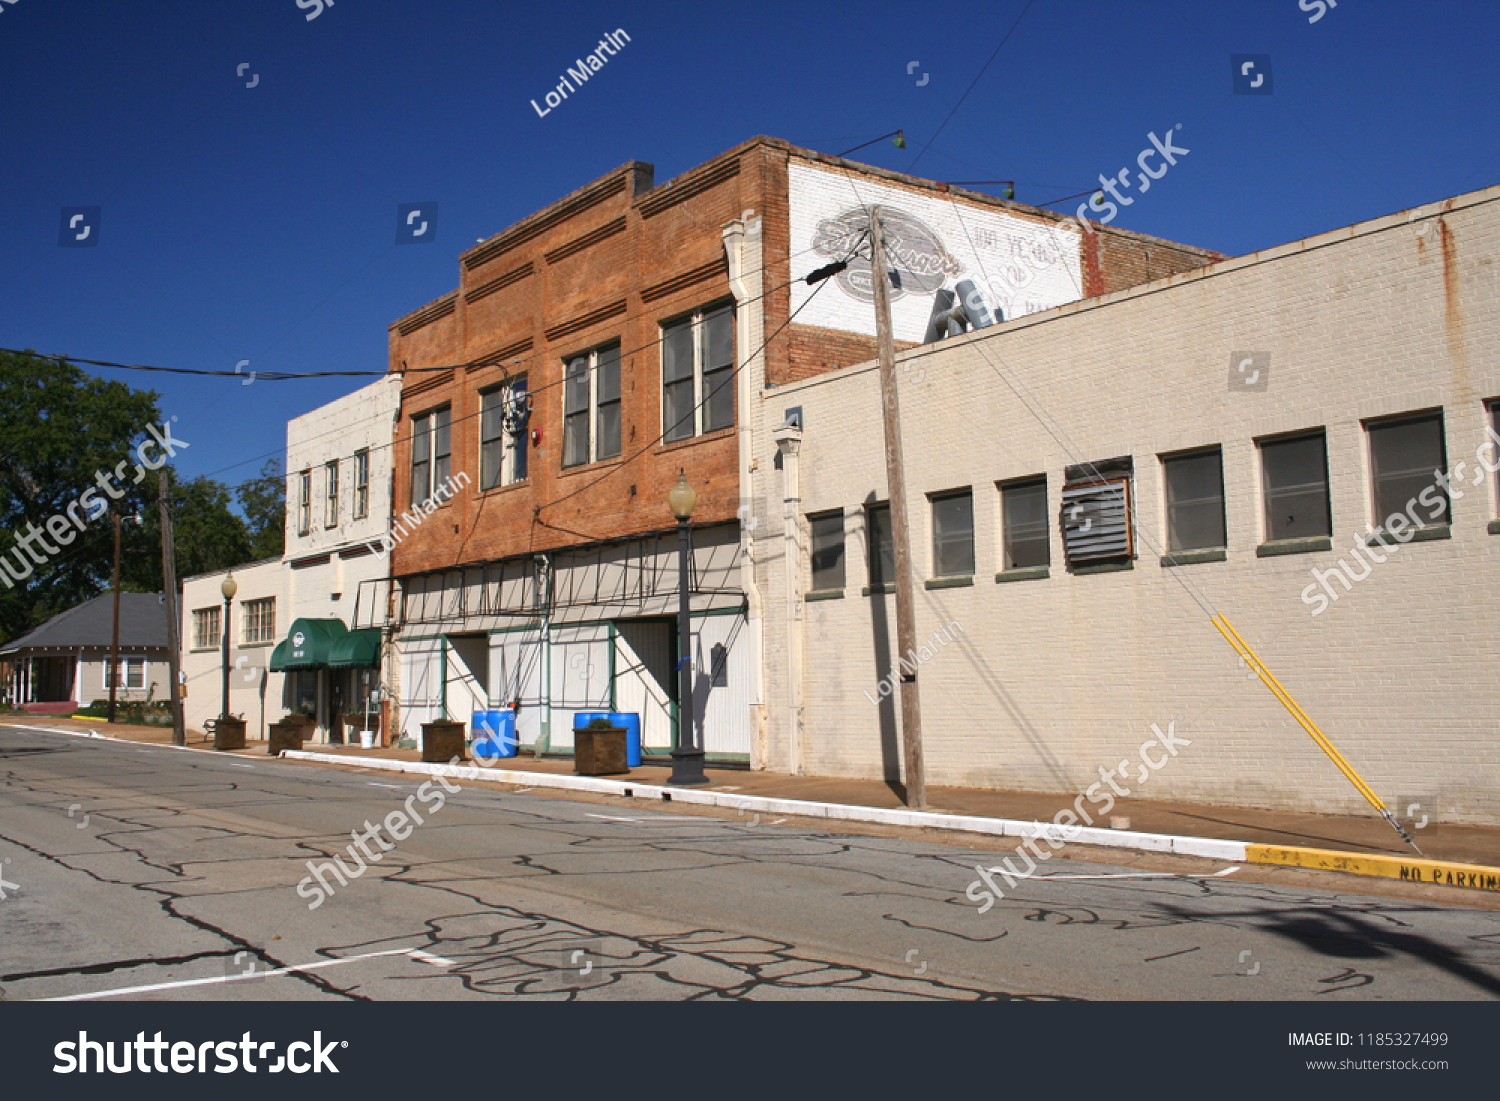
[2, 725, 1498, 1001]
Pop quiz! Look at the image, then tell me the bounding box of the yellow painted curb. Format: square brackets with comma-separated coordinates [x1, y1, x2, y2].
[1246, 844, 1500, 893]
[70, 715, 109, 723]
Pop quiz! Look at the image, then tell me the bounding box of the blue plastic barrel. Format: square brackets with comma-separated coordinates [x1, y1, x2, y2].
[471, 709, 518, 760]
[574, 711, 640, 767]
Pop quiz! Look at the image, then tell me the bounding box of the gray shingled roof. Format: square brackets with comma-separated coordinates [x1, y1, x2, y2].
[0, 592, 170, 654]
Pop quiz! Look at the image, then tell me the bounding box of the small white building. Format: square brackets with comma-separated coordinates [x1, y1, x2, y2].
[178, 377, 400, 744]
[748, 183, 1500, 826]
[270, 376, 401, 744]
[0, 592, 170, 711]
[181, 557, 285, 739]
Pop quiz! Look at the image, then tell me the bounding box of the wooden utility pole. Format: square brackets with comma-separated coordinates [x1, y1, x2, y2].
[159, 471, 185, 747]
[108, 512, 121, 723]
[868, 205, 927, 809]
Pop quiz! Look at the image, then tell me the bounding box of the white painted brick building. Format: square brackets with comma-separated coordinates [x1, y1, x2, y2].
[281, 376, 402, 744]
[744, 184, 1500, 826]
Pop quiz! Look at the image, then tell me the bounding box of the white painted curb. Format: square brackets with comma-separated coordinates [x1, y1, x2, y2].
[279, 749, 1250, 863]
[5, 722, 248, 757]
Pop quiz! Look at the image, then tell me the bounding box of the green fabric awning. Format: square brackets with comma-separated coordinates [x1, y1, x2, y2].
[267, 619, 349, 671]
[328, 628, 381, 669]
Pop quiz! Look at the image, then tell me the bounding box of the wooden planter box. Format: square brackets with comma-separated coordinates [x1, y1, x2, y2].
[574, 726, 629, 776]
[213, 716, 247, 751]
[421, 720, 467, 764]
[268, 721, 304, 755]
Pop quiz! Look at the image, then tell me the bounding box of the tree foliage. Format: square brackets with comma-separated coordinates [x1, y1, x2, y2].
[0, 351, 163, 643]
[0, 351, 263, 646]
[237, 458, 286, 562]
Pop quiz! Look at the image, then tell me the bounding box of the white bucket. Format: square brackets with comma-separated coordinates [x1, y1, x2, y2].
[359, 730, 376, 749]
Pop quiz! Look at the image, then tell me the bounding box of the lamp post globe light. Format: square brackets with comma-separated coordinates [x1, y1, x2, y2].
[668, 471, 707, 786]
[220, 571, 237, 720]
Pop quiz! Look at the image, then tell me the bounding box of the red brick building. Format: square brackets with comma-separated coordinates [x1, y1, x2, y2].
[380, 135, 1220, 761]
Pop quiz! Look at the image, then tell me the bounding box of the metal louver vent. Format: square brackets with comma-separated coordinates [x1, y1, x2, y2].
[1061, 478, 1134, 565]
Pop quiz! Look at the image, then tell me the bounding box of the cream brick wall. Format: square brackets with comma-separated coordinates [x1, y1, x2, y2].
[750, 185, 1500, 825]
[181, 556, 286, 739]
[285, 376, 401, 558]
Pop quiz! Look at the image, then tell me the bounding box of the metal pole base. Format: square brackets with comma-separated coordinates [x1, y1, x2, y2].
[668, 748, 709, 786]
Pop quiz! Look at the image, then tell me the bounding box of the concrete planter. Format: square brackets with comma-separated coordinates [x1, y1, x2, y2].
[574, 726, 629, 776]
[213, 716, 247, 751]
[268, 721, 304, 755]
[421, 720, 467, 764]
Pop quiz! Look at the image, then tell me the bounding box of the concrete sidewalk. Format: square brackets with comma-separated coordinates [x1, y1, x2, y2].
[18, 714, 1497, 868]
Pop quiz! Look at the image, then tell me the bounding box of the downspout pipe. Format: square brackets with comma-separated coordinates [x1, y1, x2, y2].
[723, 212, 768, 768]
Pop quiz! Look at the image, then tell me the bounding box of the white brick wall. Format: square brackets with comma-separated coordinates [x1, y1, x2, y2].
[787, 161, 1083, 341]
[180, 556, 286, 739]
[285, 377, 401, 558]
[750, 185, 1500, 825]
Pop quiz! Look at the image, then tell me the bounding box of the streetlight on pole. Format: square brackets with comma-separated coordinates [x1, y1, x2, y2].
[667, 470, 707, 786]
[220, 571, 237, 720]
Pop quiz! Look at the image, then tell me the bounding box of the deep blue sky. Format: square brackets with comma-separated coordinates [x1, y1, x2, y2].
[2, 0, 1494, 493]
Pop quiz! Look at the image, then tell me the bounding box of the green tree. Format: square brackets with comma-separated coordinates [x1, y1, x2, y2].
[0, 351, 162, 644]
[236, 458, 286, 561]
[0, 350, 265, 647]
[121, 475, 252, 590]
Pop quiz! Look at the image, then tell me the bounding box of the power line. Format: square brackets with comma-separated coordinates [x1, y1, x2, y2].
[909, 0, 1037, 172]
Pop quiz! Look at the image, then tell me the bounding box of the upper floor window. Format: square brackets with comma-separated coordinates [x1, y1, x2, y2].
[1000, 477, 1049, 570]
[324, 460, 339, 528]
[1367, 411, 1449, 531]
[1162, 448, 1226, 552]
[866, 502, 894, 588]
[297, 471, 311, 536]
[1490, 400, 1500, 517]
[1259, 430, 1330, 542]
[809, 510, 845, 591]
[353, 449, 370, 519]
[563, 345, 621, 468]
[411, 405, 451, 505]
[662, 305, 733, 443]
[242, 598, 276, 644]
[931, 489, 975, 578]
[192, 607, 221, 650]
[482, 377, 530, 488]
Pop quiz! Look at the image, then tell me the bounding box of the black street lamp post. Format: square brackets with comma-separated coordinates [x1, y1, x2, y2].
[667, 471, 707, 786]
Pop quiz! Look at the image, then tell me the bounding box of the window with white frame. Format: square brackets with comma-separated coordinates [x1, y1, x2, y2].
[242, 597, 276, 644]
[481, 376, 530, 487]
[192, 607, 221, 650]
[662, 305, 733, 442]
[353, 449, 369, 519]
[563, 346, 620, 468]
[104, 657, 146, 690]
[297, 470, 311, 536]
[410, 405, 451, 505]
[324, 459, 339, 528]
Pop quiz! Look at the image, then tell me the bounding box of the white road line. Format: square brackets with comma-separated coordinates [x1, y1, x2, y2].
[407, 949, 456, 968]
[587, 813, 642, 822]
[366, 782, 404, 789]
[43, 948, 447, 1001]
[1025, 865, 1241, 882]
[229, 763, 255, 769]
